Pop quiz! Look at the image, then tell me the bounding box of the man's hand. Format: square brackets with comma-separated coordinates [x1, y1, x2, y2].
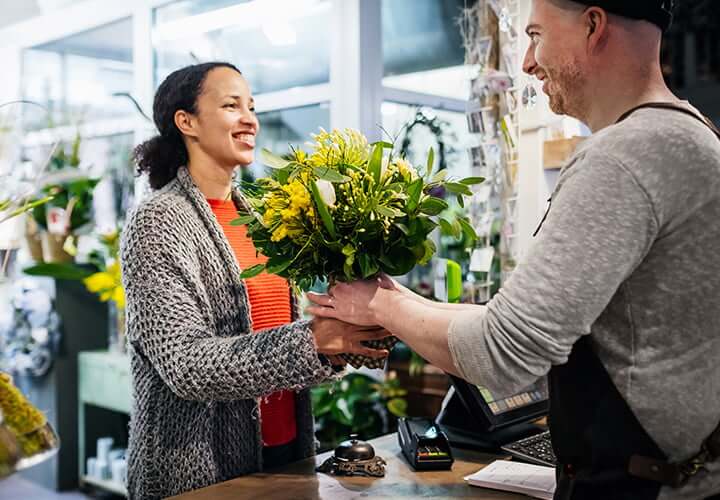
[307, 277, 393, 326]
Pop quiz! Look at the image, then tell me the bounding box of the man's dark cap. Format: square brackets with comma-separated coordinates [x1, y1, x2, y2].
[572, 0, 675, 31]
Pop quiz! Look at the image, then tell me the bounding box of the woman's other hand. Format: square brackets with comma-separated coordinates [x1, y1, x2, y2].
[311, 317, 391, 358]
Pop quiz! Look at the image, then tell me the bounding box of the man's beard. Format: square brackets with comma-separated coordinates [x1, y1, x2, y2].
[544, 62, 585, 118]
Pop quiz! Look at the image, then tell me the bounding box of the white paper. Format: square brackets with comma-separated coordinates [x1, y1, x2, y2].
[465, 460, 556, 500]
[470, 247, 494, 273]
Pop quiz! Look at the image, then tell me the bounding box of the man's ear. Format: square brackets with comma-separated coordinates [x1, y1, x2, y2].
[174, 109, 198, 138]
[584, 6, 609, 53]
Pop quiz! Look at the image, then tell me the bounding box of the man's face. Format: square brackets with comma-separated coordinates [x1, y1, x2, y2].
[523, 0, 589, 118]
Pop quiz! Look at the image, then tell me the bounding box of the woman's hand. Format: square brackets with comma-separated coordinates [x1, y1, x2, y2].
[307, 275, 397, 326]
[311, 317, 391, 358]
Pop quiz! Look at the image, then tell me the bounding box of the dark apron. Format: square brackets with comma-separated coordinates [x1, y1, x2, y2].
[549, 336, 665, 500]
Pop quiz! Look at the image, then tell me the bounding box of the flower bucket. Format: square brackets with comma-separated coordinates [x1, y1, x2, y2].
[24, 217, 44, 263]
[41, 233, 73, 263]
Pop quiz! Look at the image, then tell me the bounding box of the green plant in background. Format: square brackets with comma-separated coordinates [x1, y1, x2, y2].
[312, 372, 408, 451]
[23, 229, 125, 310]
[30, 133, 99, 233]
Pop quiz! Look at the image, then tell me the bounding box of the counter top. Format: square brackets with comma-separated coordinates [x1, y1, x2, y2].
[169, 433, 528, 499]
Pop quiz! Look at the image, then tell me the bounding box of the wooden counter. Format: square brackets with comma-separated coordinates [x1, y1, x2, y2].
[169, 434, 527, 499]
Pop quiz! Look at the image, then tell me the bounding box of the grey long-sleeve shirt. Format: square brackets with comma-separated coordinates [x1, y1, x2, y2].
[448, 105, 720, 500]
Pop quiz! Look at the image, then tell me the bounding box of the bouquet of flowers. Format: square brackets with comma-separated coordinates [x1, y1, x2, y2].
[237, 128, 483, 289]
[235, 128, 483, 369]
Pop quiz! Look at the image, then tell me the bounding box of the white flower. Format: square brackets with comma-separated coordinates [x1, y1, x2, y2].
[315, 179, 336, 207]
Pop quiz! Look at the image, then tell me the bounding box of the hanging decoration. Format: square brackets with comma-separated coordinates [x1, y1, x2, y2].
[459, 0, 522, 301]
[398, 108, 455, 173]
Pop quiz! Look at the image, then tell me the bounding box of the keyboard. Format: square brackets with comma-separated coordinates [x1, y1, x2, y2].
[500, 430, 557, 467]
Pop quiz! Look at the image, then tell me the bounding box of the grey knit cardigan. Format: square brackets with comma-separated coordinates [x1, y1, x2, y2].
[120, 166, 337, 499]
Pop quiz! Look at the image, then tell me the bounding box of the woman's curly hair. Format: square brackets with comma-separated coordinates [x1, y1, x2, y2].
[133, 62, 241, 190]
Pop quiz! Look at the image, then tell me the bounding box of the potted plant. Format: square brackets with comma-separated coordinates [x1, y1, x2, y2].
[29, 133, 99, 263]
[311, 371, 407, 452]
[24, 229, 126, 353]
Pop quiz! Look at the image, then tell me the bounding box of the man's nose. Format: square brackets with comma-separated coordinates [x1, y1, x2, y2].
[522, 44, 537, 75]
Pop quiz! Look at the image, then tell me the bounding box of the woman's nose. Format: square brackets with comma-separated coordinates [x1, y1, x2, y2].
[240, 110, 259, 132]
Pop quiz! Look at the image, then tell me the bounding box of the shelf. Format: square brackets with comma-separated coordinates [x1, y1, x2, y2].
[543, 136, 584, 170]
[81, 474, 127, 497]
[79, 350, 131, 414]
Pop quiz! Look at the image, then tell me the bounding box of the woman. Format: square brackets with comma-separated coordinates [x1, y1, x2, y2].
[120, 62, 389, 499]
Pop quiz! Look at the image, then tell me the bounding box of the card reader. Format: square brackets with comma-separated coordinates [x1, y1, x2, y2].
[398, 417, 454, 471]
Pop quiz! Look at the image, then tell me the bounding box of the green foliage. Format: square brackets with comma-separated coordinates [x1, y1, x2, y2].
[311, 372, 408, 451]
[23, 263, 96, 280]
[30, 134, 99, 231]
[234, 129, 484, 290]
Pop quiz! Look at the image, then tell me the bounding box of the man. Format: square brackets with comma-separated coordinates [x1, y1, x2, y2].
[308, 1, 720, 498]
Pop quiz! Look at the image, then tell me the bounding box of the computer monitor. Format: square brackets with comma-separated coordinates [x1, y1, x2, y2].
[450, 375, 548, 432]
[436, 376, 549, 449]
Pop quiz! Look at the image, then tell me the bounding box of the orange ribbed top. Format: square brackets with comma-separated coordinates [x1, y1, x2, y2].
[208, 198, 296, 447]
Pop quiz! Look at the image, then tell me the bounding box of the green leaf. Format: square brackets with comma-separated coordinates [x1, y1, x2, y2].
[460, 176, 485, 185]
[376, 205, 404, 218]
[387, 397, 408, 417]
[426, 147, 435, 177]
[368, 143, 384, 184]
[419, 239, 437, 265]
[419, 197, 448, 216]
[23, 263, 95, 280]
[239, 264, 265, 279]
[358, 253, 379, 279]
[312, 166, 350, 183]
[438, 217, 460, 238]
[458, 217, 478, 244]
[380, 247, 416, 275]
[394, 222, 410, 235]
[341, 244, 356, 257]
[457, 194, 465, 208]
[431, 169, 447, 183]
[229, 214, 256, 226]
[406, 178, 424, 212]
[261, 148, 290, 169]
[370, 141, 394, 149]
[275, 165, 291, 184]
[444, 182, 473, 196]
[266, 256, 293, 275]
[310, 180, 338, 239]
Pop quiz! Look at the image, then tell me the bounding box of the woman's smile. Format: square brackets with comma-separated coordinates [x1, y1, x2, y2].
[232, 132, 256, 148]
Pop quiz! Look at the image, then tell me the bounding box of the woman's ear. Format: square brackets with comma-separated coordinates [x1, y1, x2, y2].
[174, 109, 198, 138]
[584, 6, 609, 54]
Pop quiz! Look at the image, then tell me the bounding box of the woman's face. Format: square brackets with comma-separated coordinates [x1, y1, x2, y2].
[190, 67, 259, 169]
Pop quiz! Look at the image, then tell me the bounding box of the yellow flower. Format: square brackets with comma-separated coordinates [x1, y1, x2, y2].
[294, 149, 307, 163]
[83, 261, 125, 309]
[111, 287, 126, 309]
[271, 225, 288, 242]
[84, 271, 116, 294]
[395, 158, 418, 180]
[309, 128, 369, 168]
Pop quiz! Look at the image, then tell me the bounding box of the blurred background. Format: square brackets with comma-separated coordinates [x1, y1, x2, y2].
[0, 0, 717, 498]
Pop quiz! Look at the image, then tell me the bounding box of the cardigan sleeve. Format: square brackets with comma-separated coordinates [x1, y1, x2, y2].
[120, 209, 337, 402]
